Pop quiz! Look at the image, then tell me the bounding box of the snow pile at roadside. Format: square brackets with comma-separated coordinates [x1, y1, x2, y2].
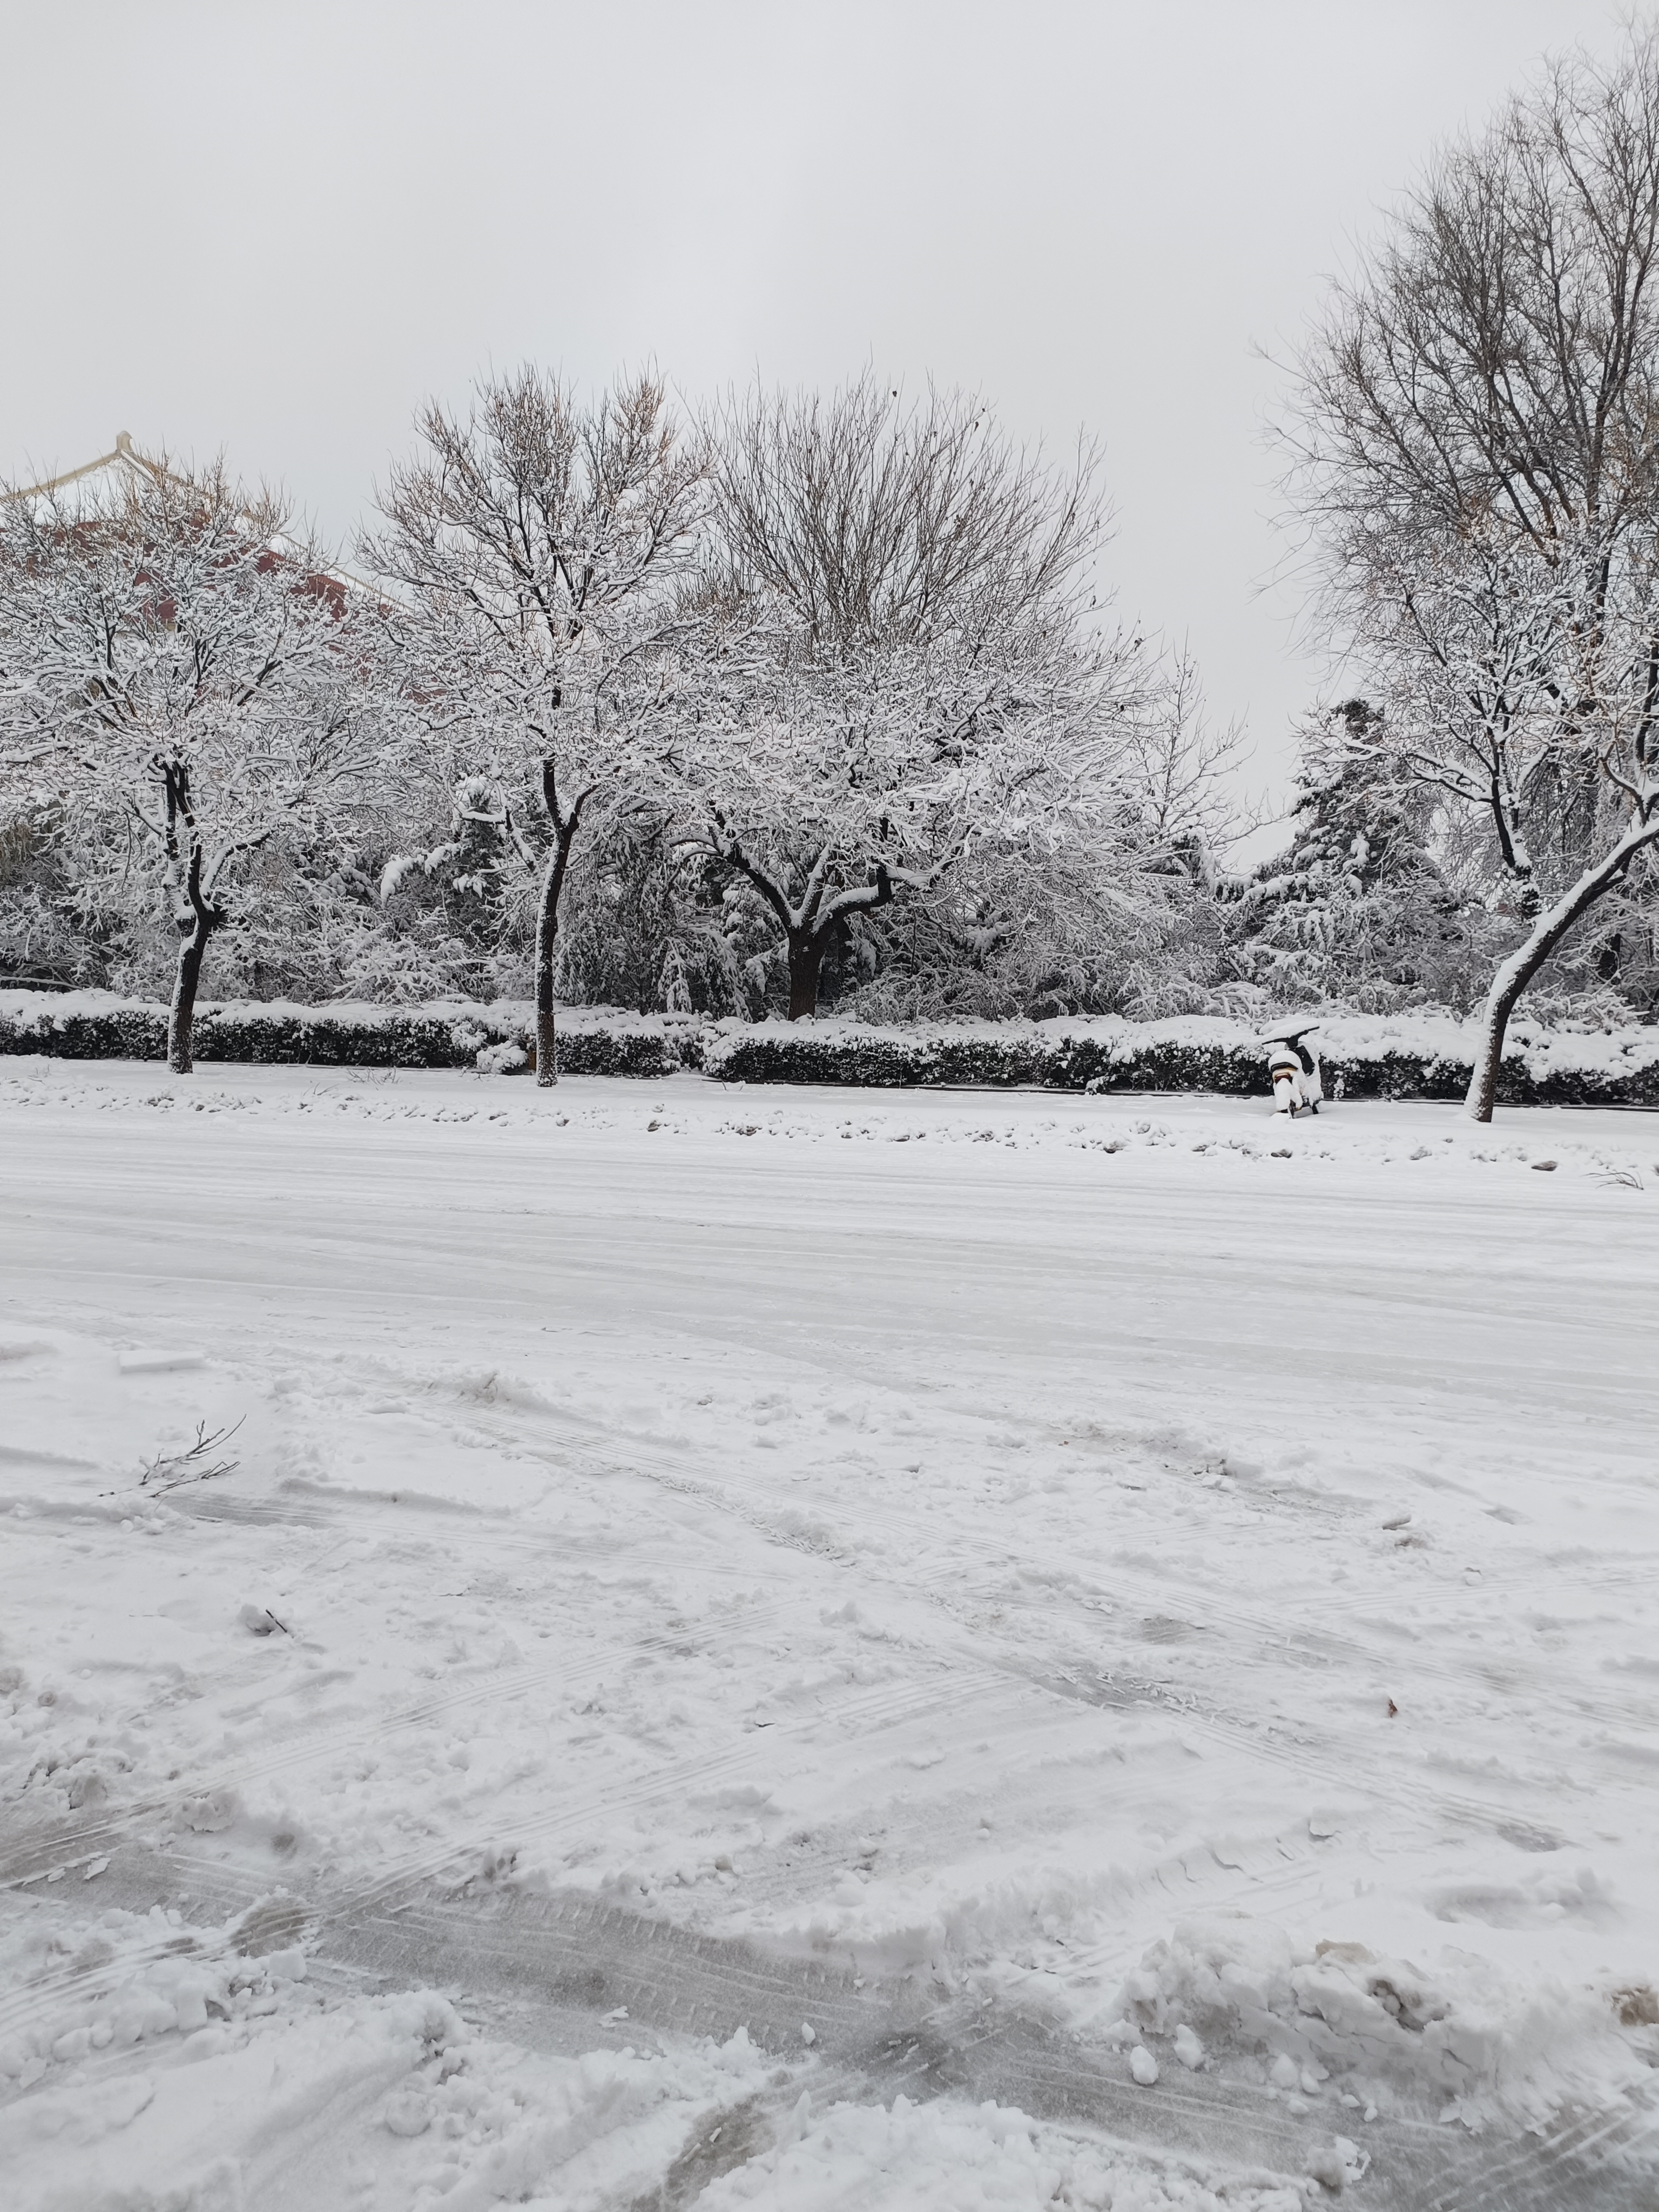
[1107, 1914, 1656, 2133]
[0, 1896, 315, 2095]
[694, 2091, 1318, 2210]
[0, 1892, 1336, 2212]
[4, 1061, 1655, 1193]
[0, 1892, 790, 2212]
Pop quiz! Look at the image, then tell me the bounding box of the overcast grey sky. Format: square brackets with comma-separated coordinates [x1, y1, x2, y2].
[0, 2, 1638, 824]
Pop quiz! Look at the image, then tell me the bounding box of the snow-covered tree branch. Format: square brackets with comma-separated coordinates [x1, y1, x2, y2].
[0, 456, 373, 1069]
[653, 376, 1166, 1019]
[1283, 26, 1659, 1115]
[365, 368, 705, 1082]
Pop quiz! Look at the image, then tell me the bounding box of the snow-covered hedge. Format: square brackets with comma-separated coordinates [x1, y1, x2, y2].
[0, 992, 700, 1080]
[704, 1011, 1659, 1106]
[3, 990, 1658, 1104]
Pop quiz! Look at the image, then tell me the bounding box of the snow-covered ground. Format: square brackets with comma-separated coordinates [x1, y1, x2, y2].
[3, 1057, 1657, 2209]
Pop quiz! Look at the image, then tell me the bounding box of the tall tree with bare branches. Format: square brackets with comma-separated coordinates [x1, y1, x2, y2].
[1284, 28, 1659, 1117]
[367, 368, 705, 1081]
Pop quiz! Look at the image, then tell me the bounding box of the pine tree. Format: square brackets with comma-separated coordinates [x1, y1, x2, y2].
[1231, 702, 1481, 1009]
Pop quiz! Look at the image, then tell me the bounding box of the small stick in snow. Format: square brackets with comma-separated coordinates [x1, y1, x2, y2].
[140, 1415, 245, 1493]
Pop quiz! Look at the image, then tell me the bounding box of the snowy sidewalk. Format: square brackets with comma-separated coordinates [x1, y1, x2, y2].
[3, 1063, 1657, 2208]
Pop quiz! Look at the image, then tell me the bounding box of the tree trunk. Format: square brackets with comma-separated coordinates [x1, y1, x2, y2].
[169, 913, 214, 1075]
[787, 931, 826, 1020]
[534, 848, 561, 1087]
[532, 753, 590, 1089]
[534, 819, 582, 1087]
[1465, 952, 1533, 1125]
[1465, 821, 1659, 1121]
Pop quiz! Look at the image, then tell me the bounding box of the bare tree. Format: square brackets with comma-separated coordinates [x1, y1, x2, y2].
[1119, 645, 1253, 859]
[367, 368, 704, 1082]
[1283, 27, 1659, 1116]
[0, 454, 368, 1070]
[663, 375, 1149, 1017]
[708, 371, 1100, 652]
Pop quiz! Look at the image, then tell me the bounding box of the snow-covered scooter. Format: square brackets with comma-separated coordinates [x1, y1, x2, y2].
[1263, 1026, 1322, 1117]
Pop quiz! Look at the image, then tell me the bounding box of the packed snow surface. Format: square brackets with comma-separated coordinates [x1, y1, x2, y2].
[3, 1058, 1658, 2208]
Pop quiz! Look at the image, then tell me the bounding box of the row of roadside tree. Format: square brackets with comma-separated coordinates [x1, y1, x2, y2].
[5, 29, 1659, 1120]
[0, 370, 1249, 1081]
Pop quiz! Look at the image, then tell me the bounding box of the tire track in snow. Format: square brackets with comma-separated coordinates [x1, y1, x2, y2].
[438, 1382, 1647, 1852]
[0, 1586, 785, 1898]
[14, 1347, 1588, 1969]
[0, 1657, 1023, 2041]
[440, 1368, 1659, 1743]
[8, 1846, 1654, 2211]
[2, 1353, 1620, 2051]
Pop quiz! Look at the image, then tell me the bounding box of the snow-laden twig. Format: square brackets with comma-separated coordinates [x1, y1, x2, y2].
[140, 1415, 245, 1494]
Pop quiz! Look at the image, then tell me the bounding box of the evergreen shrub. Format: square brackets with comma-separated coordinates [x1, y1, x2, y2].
[4, 993, 1656, 1104]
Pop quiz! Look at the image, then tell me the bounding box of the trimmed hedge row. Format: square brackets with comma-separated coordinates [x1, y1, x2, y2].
[3, 992, 1657, 1105]
[0, 1000, 502, 1069]
[705, 1027, 1268, 1094]
[703, 1026, 1659, 1115]
[704, 1022, 1659, 1105]
[0, 995, 701, 1078]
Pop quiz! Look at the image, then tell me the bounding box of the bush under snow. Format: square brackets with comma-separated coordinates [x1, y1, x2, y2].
[4, 990, 1658, 1105]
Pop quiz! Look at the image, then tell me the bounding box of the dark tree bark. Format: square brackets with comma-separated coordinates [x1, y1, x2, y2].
[156, 759, 269, 1077]
[786, 930, 828, 1021]
[783, 863, 894, 1018]
[159, 764, 222, 1077]
[168, 849, 217, 1075]
[533, 754, 590, 1087]
[1466, 818, 1659, 1121]
[706, 821, 900, 1019]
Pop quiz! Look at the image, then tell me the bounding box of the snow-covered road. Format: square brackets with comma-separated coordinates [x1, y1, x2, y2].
[3, 1058, 1657, 2208]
